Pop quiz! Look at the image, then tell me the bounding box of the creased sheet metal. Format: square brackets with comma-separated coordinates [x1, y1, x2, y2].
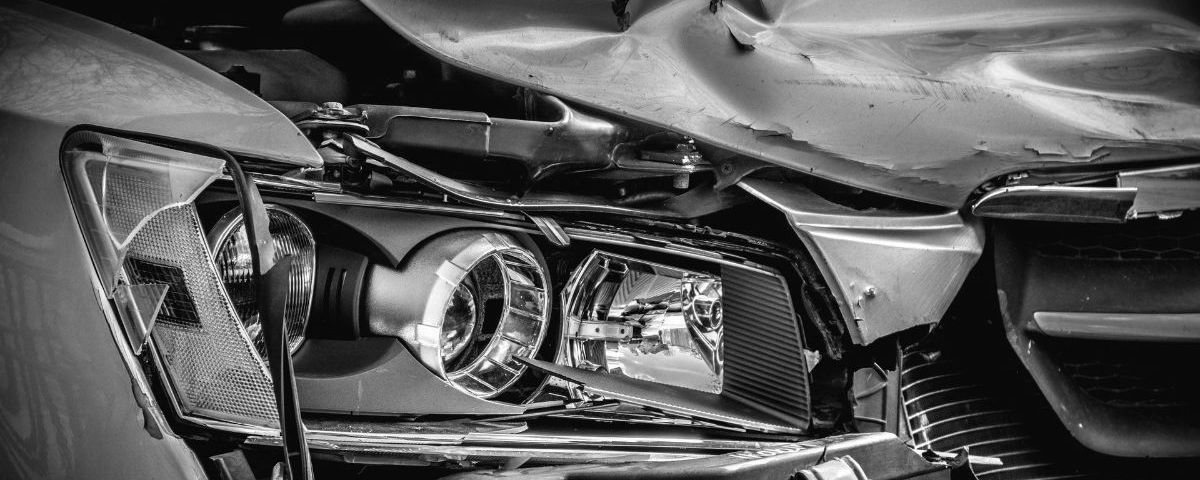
[363, 0, 1200, 207]
[741, 178, 983, 345]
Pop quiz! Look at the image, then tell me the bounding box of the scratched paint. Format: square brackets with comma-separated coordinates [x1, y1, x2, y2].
[363, 0, 1200, 207]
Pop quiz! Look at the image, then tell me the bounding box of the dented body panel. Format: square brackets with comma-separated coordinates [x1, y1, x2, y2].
[363, 0, 1200, 207]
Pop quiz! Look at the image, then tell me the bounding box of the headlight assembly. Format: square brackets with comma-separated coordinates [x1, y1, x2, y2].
[367, 230, 551, 399]
[561, 251, 723, 393]
[208, 205, 316, 356]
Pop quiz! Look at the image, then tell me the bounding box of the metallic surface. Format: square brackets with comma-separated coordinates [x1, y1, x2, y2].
[1031, 311, 1200, 342]
[526, 215, 570, 247]
[363, 0, 1200, 208]
[363, 95, 627, 183]
[0, 0, 321, 168]
[438, 433, 951, 480]
[972, 185, 1138, 223]
[561, 251, 725, 394]
[179, 49, 351, 104]
[741, 178, 983, 345]
[1119, 163, 1200, 218]
[346, 134, 680, 219]
[247, 419, 800, 464]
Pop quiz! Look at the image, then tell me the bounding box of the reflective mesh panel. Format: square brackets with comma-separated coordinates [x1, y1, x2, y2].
[124, 205, 278, 427]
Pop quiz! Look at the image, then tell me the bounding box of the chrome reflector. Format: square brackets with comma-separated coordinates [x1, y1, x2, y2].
[366, 231, 551, 399]
[561, 251, 723, 394]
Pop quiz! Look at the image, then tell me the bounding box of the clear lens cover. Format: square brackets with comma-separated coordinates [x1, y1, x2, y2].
[561, 251, 723, 394]
[440, 283, 478, 363]
[62, 130, 280, 428]
[209, 205, 316, 356]
[62, 130, 225, 293]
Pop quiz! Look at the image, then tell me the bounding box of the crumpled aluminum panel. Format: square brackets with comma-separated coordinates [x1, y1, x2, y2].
[362, 0, 1200, 207]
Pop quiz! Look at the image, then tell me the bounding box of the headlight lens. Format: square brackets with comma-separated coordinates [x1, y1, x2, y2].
[62, 130, 280, 428]
[441, 283, 478, 363]
[561, 251, 723, 393]
[208, 205, 316, 356]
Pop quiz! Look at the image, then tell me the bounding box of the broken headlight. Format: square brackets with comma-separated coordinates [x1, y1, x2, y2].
[63, 130, 280, 427]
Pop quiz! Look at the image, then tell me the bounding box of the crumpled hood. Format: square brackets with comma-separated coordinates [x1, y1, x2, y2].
[363, 0, 1200, 207]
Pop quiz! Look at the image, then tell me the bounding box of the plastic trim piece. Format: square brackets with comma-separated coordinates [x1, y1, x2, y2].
[1031, 311, 1200, 343]
[972, 185, 1137, 223]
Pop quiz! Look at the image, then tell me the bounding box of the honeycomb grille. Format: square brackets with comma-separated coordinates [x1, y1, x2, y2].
[124, 205, 278, 427]
[1035, 217, 1200, 261]
[1051, 340, 1200, 409]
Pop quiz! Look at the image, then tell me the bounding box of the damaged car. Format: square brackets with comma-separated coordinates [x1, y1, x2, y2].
[1, 0, 1199, 478]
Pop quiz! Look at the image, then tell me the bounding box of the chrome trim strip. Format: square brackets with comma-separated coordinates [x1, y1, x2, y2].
[1031, 311, 1200, 343]
[245, 435, 714, 462]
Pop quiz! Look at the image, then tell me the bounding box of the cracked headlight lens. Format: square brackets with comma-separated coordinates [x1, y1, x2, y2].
[561, 251, 723, 393]
[62, 130, 280, 428]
